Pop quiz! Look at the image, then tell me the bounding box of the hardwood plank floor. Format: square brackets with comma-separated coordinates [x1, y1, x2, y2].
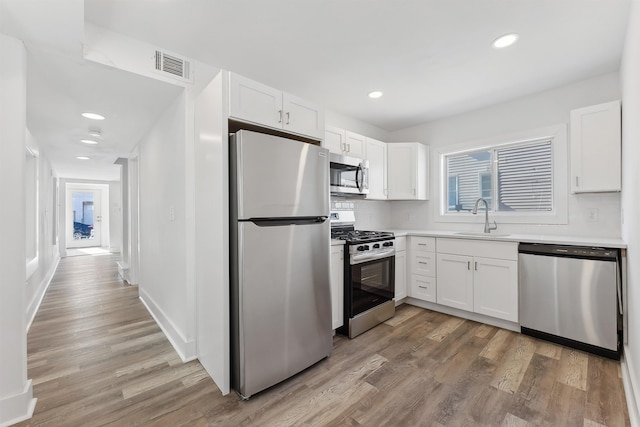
[16, 254, 630, 426]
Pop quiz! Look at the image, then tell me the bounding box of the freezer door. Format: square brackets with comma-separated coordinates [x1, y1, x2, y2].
[235, 220, 332, 397]
[519, 253, 618, 351]
[231, 130, 329, 219]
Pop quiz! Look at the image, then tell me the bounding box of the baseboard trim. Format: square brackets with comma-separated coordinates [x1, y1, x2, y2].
[138, 289, 197, 363]
[26, 253, 61, 332]
[622, 346, 640, 427]
[404, 297, 521, 332]
[0, 380, 37, 427]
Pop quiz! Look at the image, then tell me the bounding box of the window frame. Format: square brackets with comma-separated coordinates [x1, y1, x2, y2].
[436, 124, 568, 225]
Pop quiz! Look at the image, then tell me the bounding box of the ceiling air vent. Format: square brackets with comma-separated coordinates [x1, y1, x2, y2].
[154, 50, 192, 82]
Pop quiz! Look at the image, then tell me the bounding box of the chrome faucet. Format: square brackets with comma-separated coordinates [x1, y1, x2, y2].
[472, 198, 498, 233]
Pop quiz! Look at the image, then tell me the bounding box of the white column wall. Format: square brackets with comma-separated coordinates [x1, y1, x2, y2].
[620, 1, 640, 424]
[0, 33, 36, 426]
[137, 91, 196, 361]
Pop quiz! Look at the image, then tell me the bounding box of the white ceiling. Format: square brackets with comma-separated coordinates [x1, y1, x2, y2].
[1, 0, 633, 181]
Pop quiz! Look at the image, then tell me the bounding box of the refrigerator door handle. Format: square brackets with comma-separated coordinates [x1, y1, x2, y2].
[246, 216, 328, 227]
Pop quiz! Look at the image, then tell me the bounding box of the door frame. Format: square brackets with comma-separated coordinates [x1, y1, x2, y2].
[62, 182, 110, 255]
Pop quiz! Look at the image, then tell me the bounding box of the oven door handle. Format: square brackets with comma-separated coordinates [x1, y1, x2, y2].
[351, 248, 395, 265]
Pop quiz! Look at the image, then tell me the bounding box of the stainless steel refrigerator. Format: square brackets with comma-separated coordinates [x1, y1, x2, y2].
[229, 130, 332, 399]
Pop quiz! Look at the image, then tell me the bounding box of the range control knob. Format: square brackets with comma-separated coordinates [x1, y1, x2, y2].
[357, 246, 366, 251]
[383, 241, 394, 247]
[373, 243, 380, 249]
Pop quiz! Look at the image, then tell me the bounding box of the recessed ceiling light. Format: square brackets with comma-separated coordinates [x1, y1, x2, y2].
[81, 139, 99, 145]
[368, 91, 383, 99]
[492, 33, 519, 49]
[81, 112, 105, 120]
[76, 156, 91, 160]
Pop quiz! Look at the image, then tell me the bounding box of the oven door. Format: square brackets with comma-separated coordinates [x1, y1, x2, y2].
[349, 255, 395, 317]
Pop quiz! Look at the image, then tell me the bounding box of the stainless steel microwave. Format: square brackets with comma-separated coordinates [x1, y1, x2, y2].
[329, 153, 369, 195]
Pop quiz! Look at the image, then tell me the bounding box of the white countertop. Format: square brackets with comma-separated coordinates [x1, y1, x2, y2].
[331, 239, 345, 246]
[384, 229, 626, 248]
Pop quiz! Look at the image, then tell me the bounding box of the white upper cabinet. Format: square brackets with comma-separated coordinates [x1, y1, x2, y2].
[324, 127, 367, 157]
[387, 142, 429, 200]
[570, 100, 621, 193]
[365, 137, 387, 200]
[324, 126, 347, 155]
[229, 73, 324, 140]
[344, 131, 367, 158]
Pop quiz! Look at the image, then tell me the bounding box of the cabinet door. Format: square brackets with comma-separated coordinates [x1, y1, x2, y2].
[387, 143, 416, 200]
[394, 250, 407, 302]
[229, 73, 283, 129]
[283, 92, 324, 139]
[570, 100, 621, 193]
[473, 257, 518, 322]
[345, 131, 367, 158]
[410, 274, 436, 303]
[436, 253, 473, 311]
[365, 138, 387, 200]
[324, 126, 346, 155]
[330, 245, 344, 329]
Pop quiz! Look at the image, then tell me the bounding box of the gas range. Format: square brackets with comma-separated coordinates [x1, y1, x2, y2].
[330, 210, 396, 338]
[330, 210, 395, 259]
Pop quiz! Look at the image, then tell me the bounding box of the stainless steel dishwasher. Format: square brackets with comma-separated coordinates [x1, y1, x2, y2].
[519, 243, 621, 359]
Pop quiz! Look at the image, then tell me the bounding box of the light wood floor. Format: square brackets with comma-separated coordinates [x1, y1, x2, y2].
[17, 253, 629, 426]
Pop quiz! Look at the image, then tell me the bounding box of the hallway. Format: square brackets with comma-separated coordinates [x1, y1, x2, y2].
[16, 254, 219, 426]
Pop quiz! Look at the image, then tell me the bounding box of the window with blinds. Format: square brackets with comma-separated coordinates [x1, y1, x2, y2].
[444, 138, 553, 213]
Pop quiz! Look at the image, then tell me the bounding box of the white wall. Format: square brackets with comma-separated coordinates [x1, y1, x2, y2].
[137, 90, 196, 361]
[0, 32, 36, 427]
[24, 131, 60, 331]
[387, 72, 622, 237]
[620, 1, 640, 423]
[325, 109, 390, 142]
[194, 71, 230, 395]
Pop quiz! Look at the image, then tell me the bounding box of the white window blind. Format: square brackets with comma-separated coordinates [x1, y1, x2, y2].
[444, 138, 553, 213]
[497, 140, 552, 211]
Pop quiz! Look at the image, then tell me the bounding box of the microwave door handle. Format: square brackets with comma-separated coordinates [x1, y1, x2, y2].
[356, 164, 365, 192]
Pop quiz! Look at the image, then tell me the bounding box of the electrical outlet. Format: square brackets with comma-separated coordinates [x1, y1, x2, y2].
[587, 208, 599, 222]
[169, 205, 175, 221]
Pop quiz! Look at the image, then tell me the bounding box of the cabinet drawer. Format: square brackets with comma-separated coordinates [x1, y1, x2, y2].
[410, 275, 436, 303]
[411, 252, 435, 277]
[410, 236, 436, 253]
[395, 236, 406, 252]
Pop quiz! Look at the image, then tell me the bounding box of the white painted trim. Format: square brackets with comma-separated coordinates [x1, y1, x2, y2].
[0, 380, 36, 427]
[26, 252, 60, 332]
[622, 347, 640, 427]
[138, 289, 197, 362]
[405, 297, 521, 332]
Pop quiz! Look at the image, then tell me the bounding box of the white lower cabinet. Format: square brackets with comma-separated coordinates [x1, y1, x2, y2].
[330, 244, 344, 330]
[394, 237, 407, 302]
[436, 253, 473, 311]
[407, 236, 437, 303]
[473, 257, 518, 322]
[436, 238, 518, 323]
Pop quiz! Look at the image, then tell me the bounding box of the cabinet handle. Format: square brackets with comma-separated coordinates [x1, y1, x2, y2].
[418, 261, 427, 265]
[413, 188, 416, 196]
[575, 176, 579, 187]
[475, 261, 478, 271]
[467, 261, 471, 270]
[418, 243, 427, 246]
[418, 285, 427, 289]
[278, 110, 283, 123]
[347, 144, 351, 153]
[286, 111, 290, 125]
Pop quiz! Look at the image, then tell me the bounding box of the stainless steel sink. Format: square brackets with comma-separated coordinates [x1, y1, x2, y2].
[453, 232, 511, 237]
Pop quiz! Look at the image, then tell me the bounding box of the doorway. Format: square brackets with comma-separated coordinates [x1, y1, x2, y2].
[64, 183, 110, 252]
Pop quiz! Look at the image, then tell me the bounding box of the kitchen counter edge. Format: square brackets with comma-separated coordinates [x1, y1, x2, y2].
[385, 229, 626, 249]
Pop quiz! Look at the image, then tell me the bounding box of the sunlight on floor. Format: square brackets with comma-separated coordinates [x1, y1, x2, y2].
[66, 247, 113, 257]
